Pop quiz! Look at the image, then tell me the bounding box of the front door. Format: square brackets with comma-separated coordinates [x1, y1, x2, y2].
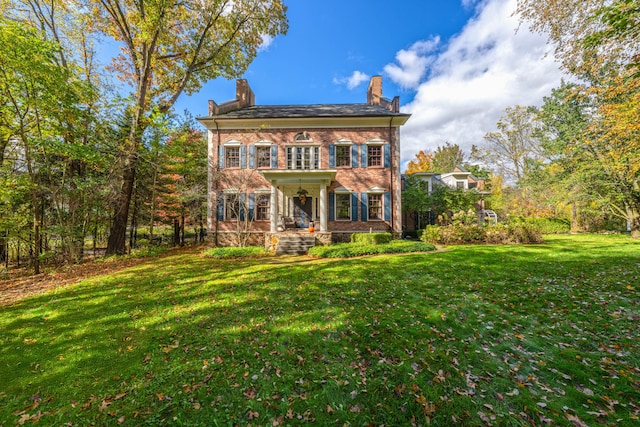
[293, 196, 312, 228]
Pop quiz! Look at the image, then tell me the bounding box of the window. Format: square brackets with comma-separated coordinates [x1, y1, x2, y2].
[456, 181, 466, 189]
[336, 145, 351, 167]
[335, 193, 351, 220]
[256, 194, 270, 220]
[225, 146, 240, 168]
[287, 146, 319, 170]
[224, 194, 240, 220]
[368, 193, 383, 220]
[368, 145, 382, 167]
[256, 146, 271, 168]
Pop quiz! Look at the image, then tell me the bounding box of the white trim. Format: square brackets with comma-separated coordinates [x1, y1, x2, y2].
[334, 186, 352, 193]
[254, 186, 271, 194]
[254, 140, 272, 146]
[334, 138, 353, 145]
[365, 138, 386, 145]
[367, 186, 385, 193]
[223, 139, 242, 146]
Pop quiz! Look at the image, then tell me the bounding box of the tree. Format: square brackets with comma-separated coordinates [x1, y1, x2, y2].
[473, 105, 542, 183]
[88, 0, 288, 254]
[405, 150, 434, 174]
[583, 72, 640, 236]
[432, 142, 465, 173]
[516, 0, 637, 77]
[0, 18, 98, 271]
[402, 174, 433, 229]
[155, 113, 207, 246]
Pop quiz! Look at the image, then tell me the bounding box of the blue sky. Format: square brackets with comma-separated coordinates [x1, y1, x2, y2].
[175, 0, 566, 168]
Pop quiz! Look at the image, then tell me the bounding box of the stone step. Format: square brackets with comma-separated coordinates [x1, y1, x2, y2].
[276, 235, 316, 255]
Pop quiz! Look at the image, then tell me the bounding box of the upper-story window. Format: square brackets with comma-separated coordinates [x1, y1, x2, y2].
[225, 146, 240, 168]
[287, 146, 320, 170]
[368, 145, 382, 167]
[256, 146, 271, 168]
[336, 145, 351, 167]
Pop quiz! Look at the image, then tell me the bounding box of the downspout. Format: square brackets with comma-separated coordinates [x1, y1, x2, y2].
[389, 117, 395, 235]
[214, 119, 220, 246]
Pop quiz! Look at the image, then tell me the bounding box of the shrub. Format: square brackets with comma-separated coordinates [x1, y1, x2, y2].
[350, 232, 393, 245]
[204, 246, 268, 259]
[421, 223, 544, 245]
[509, 217, 570, 234]
[308, 241, 436, 258]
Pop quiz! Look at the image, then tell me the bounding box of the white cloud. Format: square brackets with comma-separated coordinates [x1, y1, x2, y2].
[392, 0, 566, 169]
[333, 70, 370, 90]
[258, 34, 274, 52]
[383, 37, 440, 89]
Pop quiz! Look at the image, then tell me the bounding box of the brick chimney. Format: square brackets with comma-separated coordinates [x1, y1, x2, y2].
[366, 76, 400, 113]
[236, 79, 255, 108]
[367, 76, 383, 106]
[208, 79, 255, 115]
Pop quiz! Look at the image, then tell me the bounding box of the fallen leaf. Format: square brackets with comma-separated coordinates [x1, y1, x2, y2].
[566, 413, 589, 427]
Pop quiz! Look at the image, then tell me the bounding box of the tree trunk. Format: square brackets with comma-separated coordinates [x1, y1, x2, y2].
[106, 157, 137, 255]
[180, 212, 185, 246]
[0, 233, 6, 267]
[571, 202, 579, 232]
[173, 218, 180, 246]
[32, 199, 41, 275]
[628, 206, 640, 239]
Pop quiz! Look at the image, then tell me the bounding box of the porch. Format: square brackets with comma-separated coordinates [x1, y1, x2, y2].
[260, 169, 337, 234]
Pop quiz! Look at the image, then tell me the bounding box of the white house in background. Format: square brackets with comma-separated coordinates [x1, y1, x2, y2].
[412, 167, 486, 192]
[402, 166, 492, 231]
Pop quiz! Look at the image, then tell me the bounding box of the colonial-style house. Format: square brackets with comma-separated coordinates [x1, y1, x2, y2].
[197, 77, 410, 251]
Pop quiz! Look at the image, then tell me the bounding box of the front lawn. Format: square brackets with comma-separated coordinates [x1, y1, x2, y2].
[1, 234, 638, 425]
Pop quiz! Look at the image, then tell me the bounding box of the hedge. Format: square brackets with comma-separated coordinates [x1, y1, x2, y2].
[421, 223, 544, 245]
[350, 232, 393, 245]
[510, 217, 571, 234]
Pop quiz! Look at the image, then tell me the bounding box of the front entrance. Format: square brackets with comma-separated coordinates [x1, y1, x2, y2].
[293, 196, 312, 228]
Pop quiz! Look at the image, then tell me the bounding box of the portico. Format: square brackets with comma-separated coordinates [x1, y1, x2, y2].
[260, 170, 337, 233]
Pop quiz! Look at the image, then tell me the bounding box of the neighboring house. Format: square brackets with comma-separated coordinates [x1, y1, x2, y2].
[197, 77, 410, 247]
[402, 167, 490, 232]
[411, 167, 486, 192]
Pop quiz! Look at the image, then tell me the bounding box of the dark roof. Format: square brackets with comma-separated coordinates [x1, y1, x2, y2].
[209, 104, 409, 119]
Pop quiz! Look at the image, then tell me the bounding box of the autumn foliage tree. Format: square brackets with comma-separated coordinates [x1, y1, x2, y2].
[89, 0, 289, 254]
[405, 150, 434, 174]
[517, 0, 640, 236]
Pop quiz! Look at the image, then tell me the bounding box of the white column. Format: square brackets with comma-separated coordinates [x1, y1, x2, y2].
[270, 182, 278, 232]
[319, 182, 328, 232]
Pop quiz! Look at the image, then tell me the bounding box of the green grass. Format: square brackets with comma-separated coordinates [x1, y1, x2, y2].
[203, 246, 269, 259]
[1, 234, 639, 426]
[309, 240, 436, 257]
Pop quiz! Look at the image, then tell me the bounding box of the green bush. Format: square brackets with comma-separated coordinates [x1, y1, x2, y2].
[350, 232, 393, 245]
[510, 217, 571, 234]
[204, 246, 268, 259]
[421, 223, 544, 245]
[309, 241, 435, 258]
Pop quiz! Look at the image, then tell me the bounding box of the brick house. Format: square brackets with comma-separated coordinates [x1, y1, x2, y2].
[197, 77, 410, 249]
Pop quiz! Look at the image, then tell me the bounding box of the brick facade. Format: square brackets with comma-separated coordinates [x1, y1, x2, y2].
[198, 77, 410, 246]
